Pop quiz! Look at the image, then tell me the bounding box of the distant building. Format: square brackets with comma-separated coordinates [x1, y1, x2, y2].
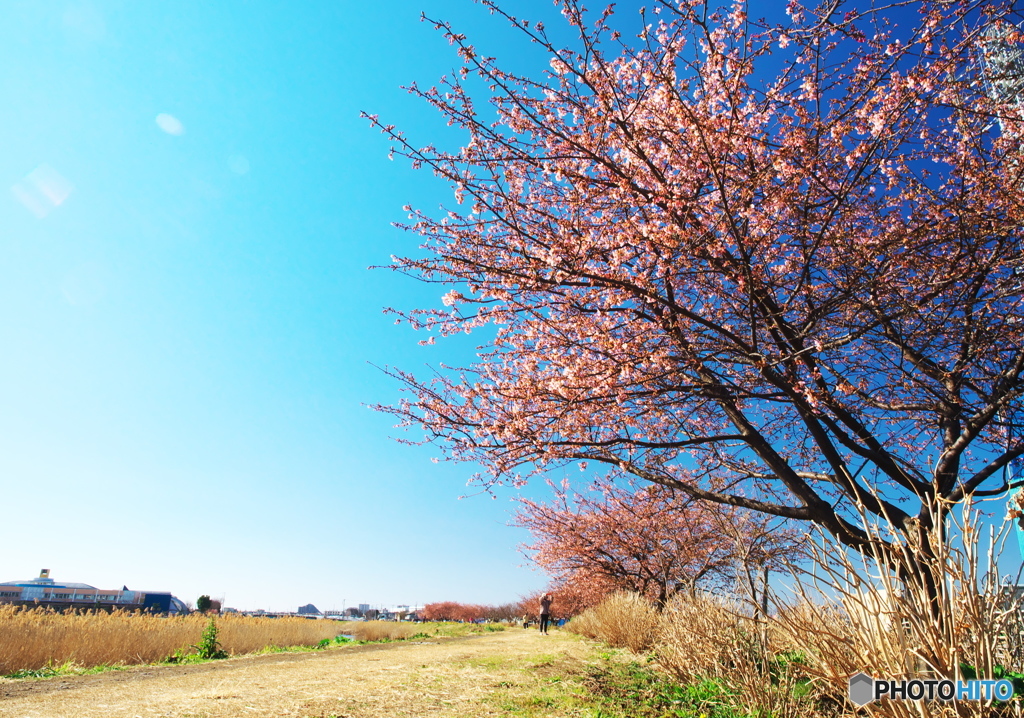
[0, 569, 188, 614]
[358, 603, 370, 614]
[297, 603, 321, 615]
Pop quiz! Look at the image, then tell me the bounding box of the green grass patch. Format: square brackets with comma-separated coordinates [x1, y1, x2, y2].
[465, 654, 513, 670]
[416, 621, 508, 636]
[496, 643, 761, 718]
[465, 636, 708, 718]
[5, 659, 129, 680]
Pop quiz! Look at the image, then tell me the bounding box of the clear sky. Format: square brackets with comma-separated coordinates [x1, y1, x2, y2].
[0, 0, 577, 612]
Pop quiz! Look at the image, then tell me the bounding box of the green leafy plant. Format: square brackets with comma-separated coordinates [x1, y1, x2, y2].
[192, 617, 227, 660]
[357, 636, 393, 645]
[672, 678, 746, 718]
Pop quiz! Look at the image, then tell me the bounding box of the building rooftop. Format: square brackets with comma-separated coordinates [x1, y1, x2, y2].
[0, 579, 98, 589]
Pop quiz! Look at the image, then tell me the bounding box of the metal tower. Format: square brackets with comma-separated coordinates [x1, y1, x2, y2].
[979, 20, 1024, 549]
[981, 22, 1024, 109]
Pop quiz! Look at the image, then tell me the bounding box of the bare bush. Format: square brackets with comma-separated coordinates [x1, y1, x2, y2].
[772, 504, 1023, 718]
[566, 591, 661, 653]
[658, 592, 818, 718]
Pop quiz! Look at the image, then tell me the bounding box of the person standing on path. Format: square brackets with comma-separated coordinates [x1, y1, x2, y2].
[539, 593, 553, 635]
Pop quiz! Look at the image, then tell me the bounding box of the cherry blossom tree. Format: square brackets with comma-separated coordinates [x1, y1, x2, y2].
[515, 480, 796, 607]
[367, 0, 1024, 601]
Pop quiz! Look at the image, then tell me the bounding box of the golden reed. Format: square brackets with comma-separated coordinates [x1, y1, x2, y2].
[0, 606, 342, 674]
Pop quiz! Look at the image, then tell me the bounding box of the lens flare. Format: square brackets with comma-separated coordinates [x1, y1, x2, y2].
[11, 164, 74, 218]
[156, 113, 185, 136]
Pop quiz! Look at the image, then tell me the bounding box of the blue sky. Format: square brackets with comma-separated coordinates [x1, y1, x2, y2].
[0, 0, 576, 612]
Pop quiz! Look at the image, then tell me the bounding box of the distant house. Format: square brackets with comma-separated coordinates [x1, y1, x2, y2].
[0, 569, 188, 614]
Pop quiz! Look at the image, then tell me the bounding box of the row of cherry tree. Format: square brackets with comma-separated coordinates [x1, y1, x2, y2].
[514, 479, 800, 611]
[419, 600, 523, 622]
[424, 479, 801, 620]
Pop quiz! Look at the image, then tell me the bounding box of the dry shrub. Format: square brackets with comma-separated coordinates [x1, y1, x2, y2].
[772, 504, 1023, 718]
[659, 592, 817, 718]
[0, 608, 342, 674]
[345, 621, 421, 642]
[566, 591, 660, 653]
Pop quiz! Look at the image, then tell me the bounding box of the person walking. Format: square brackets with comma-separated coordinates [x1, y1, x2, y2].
[539, 593, 553, 635]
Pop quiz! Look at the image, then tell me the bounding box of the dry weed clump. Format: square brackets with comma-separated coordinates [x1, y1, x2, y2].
[566, 591, 660, 653]
[0, 608, 342, 674]
[345, 621, 421, 642]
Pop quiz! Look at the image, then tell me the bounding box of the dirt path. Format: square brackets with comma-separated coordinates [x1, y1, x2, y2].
[0, 629, 598, 718]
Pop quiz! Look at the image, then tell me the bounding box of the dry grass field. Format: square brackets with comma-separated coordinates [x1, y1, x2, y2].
[0, 606, 343, 674]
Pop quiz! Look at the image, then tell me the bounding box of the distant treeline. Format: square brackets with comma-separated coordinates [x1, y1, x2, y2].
[419, 601, 525, 622]
[419, 591, 588, 622]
